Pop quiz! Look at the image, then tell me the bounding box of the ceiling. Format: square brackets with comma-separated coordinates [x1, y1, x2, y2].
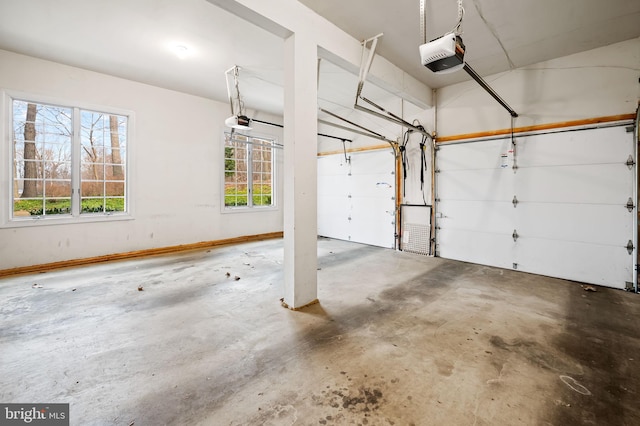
[0, 0, 285, 114]
[0, 0, 638, 120]
[300, 0, 640, 89]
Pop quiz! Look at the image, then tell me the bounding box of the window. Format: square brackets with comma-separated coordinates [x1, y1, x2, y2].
[10, 97, 129, 222]
[224, 132, 275, 209]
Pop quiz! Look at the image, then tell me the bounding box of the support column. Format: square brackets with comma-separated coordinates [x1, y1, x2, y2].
[282, 31, 318, 309]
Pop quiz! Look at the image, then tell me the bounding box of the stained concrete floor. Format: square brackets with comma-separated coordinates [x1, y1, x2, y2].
[1, 237, 639, 425]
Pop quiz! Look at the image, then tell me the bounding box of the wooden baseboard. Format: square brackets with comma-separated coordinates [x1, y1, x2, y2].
[0, 232, 284, 278]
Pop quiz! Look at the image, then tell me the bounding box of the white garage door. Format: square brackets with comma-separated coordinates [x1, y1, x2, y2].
[318, 149, 396, 248]
[436, 124, 636, 289]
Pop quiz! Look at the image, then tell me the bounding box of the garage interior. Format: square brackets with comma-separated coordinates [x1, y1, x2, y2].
[0, 0, 639, 425]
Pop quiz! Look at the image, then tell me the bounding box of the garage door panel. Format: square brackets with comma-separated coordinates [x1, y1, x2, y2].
[438, 169, 514, 201]
[517, 126, 632, 167]
[318, 150, 396, 249]
[350, 150, 394, 174]
[318, 175, 351, 196]
[318, 155, 350, 175]
[516, 203, 633, 246]
[436, 124, 634, 289]
[437, 228, 514, 269]
[516, 238, 632, 288]
[438, 200, 513, 234]
[516, 164, 632, 204]
[318, 195, 349, 217]
[351, 197, 395, 220]
[348, 175, 395, 198]
[438, 139, 512, 170]
[318, 215, 350, 241]
[350, 196, 395, 249]
[350, 218, 395, 248]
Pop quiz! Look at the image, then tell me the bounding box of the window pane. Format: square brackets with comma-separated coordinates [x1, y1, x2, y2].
[80, 110, 128, 215]
[44, 161, 72, 180]
[10, 99, 128, 221]
[225, 183, 248, 207]
[105, 182, 125, 197]
[44, 196, 72, 216]
[81, 198, 104, 213]
[82, 181, 104, 197]
[12, 100, 72, 215]
[82, 163, 106, 180]
[223, 132, 275, 209]
[252, 144, 273, 207]
[45, 179, 71, 198]
[13, 191, 43, 217]
[106, 197, 125, 212]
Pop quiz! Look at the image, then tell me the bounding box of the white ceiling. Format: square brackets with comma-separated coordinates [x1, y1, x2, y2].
[0, 0, 285, 114]
[300, 0, 640, 89]
[0, 0, 638, 119]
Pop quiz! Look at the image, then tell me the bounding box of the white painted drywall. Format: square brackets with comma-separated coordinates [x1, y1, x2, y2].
[0, 49, 284, 270]
[436, 37, 640, 137]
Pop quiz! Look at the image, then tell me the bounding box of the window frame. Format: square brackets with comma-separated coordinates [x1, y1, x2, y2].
[221, 130, 278, 213]
[1, 90, 135, 228]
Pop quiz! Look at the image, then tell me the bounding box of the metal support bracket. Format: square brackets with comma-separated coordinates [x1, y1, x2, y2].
[626, 155, 636, 170]
[626, 197, 635, 212]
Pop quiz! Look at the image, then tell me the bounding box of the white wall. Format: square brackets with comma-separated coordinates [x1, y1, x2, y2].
[437, 37, 640, 137]
[0, 49, 284, 270]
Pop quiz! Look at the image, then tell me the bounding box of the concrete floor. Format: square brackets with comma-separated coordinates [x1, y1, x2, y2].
[1, 237, 639, 425]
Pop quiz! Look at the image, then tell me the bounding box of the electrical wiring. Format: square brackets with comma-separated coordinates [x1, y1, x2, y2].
[420, 132, 429, 205]
[399, 129, 410, 198]
[399, 122, 430, 206]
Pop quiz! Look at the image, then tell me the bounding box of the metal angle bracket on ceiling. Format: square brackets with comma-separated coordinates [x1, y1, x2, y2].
[355, 34, 433, 139]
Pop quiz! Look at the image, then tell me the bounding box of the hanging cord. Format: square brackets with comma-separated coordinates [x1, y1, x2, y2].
[419, 132, 429, 205]
[451, 0, 465, 35]
[233, 66, 245, 116]
[420, 0, 427, 44]
[421, 0, 464, 42]
[341, 139, 351, 165]
[511, 115, 517, 171]
[399, 129, 410, 197]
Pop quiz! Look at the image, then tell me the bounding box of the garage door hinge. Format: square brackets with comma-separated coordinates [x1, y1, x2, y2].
[512, 196, 518, 208]
[626, 197, 635, 212]
[626, 240, 634, 255]
[626, 155, 635, 169]
[512, 230, 519, 242]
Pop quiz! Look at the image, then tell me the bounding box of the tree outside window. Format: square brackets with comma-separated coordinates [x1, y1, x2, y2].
[11, 98, 128, 219]
[224, 132, 275, 209]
